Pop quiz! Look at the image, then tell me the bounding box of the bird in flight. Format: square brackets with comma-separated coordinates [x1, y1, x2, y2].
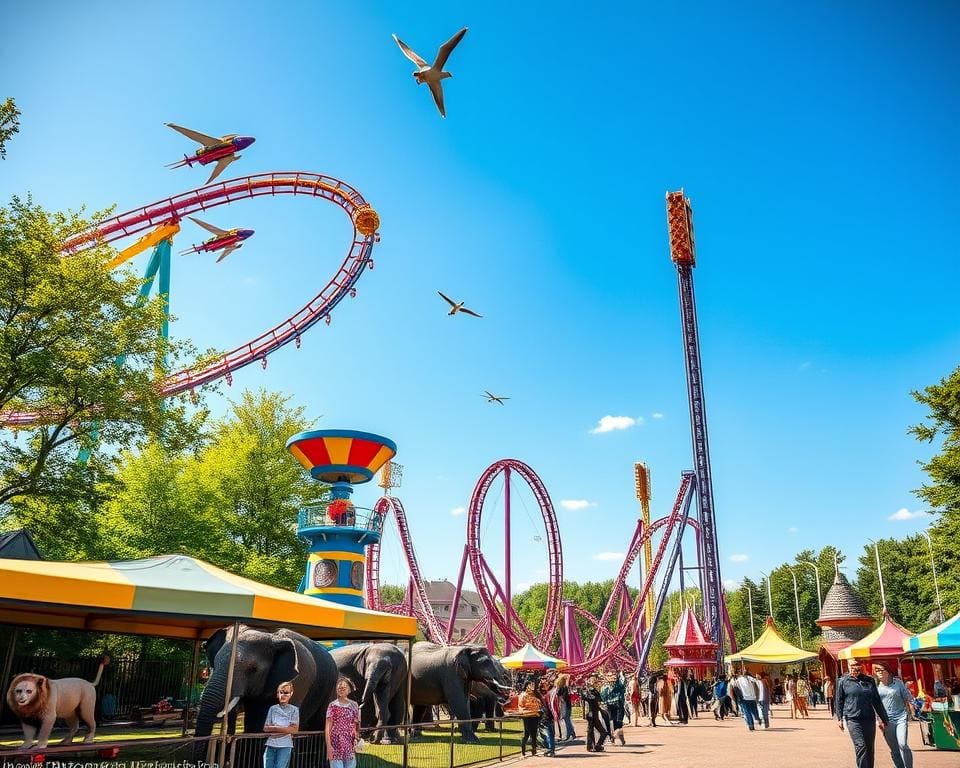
[392, 27, 468, 118]
[484, 391, 510, 405]
[438, 291, 482, 317]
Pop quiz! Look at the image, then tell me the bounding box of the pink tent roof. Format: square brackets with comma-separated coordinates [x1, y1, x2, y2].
[839, 612, 915, 660]
[664, 607, 718, 667]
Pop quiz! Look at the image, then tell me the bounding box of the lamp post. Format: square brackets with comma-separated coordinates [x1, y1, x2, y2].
[789, 569, 804, 648]
[866, 538, 887, 613]
[800, 560, 823, 609]
[922, 531, 944, 623]
[759, 571, 773, 618]
[743, 583, 756, 643]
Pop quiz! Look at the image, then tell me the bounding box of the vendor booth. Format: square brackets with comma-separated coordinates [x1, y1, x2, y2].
[837, 611, 913, 670]
[902, 610, 960, 751]
[664, 607, 718, 677]
[501, 643, 568, 671]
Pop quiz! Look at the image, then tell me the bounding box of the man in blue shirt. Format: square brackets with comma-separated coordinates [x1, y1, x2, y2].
[836, 660, 889, 768]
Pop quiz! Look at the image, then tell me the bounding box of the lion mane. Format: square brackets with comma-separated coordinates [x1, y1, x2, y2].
[6, 673, 49, 721]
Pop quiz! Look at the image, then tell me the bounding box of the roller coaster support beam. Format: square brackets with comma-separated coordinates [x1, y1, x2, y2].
[637, 472, 696, 672]
[447, 545, 470, 643]
[667, 190, 725, 665]
[504, 464, 513, 655]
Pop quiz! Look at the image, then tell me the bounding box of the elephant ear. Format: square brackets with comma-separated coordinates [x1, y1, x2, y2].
[204, 628, 230, 669]
[266, 638, 301, 695]
[454, 647, 472, 681]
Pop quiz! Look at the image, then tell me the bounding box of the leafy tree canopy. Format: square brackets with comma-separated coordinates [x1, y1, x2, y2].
[0, 98, 19, 160]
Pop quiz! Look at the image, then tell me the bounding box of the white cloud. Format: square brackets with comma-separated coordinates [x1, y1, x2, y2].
[729, 554, 748, 563]
[723, 579, 738, 590]
[450, 506, 466, 517]
[594, 551, 625, 561]
[787, 526, 798, 534]
[590, 415, 640, 434]
[560, 499, 596, 511]
[652, 412, 664, 420]
[888, 507, 925, 521]
[799, 361, 812, 371]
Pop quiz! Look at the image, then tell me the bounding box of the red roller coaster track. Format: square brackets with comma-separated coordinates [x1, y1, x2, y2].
[2, 172, 378, 427]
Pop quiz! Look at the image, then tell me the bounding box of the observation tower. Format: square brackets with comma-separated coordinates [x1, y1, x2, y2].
[287, 429, 397, 607]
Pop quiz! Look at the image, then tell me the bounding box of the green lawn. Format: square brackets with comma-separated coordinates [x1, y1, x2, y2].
[0, 720, 524, 768]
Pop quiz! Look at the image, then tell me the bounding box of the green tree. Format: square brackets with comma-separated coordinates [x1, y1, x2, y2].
[0, 98, 19, 159]
[0, 197, 200, 513]
[910, 365, 960, 616]
[96, 390, 317, 588]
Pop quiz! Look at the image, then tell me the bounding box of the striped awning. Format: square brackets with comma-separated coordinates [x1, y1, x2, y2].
[903, 610, 960, 656]
[501, 643, 568, 670]
[0, 554, 416, 641]
[838, 612, 914, 660]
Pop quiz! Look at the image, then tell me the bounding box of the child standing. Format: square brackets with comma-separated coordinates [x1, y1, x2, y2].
[263, 681, 299, 768]
[326, 676, 361, 768]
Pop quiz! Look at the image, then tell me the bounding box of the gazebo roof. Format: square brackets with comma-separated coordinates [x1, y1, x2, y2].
[838, 612, 914, 660]
[817, 571, 871, 625]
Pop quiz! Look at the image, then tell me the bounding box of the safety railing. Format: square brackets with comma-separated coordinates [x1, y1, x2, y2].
[0, 717, 525, 768]
[297, 502, 382, 532]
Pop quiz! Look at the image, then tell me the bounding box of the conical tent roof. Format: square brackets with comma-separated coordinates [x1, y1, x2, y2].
[725, 617, 816, 664]
[664, 607, 718, 667]
[838, 612, 914, 660]
[903, 609, 960, 656]
[501, 642, 568, 670]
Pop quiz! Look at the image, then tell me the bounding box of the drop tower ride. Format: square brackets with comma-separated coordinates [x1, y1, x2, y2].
[666, 190, 725, 663]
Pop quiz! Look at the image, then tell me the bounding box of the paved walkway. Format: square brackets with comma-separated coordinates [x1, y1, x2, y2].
[503, 705, 955, 767]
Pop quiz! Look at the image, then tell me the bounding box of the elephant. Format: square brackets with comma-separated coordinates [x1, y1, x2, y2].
[331, 642, 407, 744]
[193, 625, 337, 760]
[409, 642, 512, 743]
[469, 682, 500, 732]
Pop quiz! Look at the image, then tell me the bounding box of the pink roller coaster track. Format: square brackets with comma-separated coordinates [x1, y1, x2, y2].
[365, 460, 734, 675]
[2, 172, 377, 427]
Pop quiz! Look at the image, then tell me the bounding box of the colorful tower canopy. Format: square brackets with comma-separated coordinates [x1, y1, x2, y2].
[664, 607, 718, 668]
[286, 430, 397, 484]
[838, 612, 914, 660]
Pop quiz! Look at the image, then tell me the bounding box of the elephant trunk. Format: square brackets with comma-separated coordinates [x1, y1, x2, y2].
[194, 668, 229, 738]
[361, 658, 389, 709]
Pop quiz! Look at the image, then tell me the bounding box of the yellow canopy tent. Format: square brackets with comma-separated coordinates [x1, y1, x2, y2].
[0, 554, 416, 640]
[725, 617, 817, 665]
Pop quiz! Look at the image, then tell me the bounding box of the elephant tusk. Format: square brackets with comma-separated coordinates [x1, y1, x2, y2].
[216, 697, 241, 718]
[490, 680, 513, 691]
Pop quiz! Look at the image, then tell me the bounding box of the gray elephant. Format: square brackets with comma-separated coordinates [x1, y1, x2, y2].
[410, 642, 512, 743]
[194, 625, 338, 760]
[331, 643, 407, 744]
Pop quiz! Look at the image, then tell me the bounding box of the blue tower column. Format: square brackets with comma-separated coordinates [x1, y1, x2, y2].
[287, 430, 396, 608]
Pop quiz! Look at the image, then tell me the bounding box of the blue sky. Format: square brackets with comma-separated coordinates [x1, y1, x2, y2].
[2, 1, 958, 602]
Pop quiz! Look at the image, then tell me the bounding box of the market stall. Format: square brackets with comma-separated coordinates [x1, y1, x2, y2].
[902, 610, 960, 751]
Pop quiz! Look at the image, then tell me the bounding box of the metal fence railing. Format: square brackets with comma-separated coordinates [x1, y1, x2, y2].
[0, 717, 524, 768]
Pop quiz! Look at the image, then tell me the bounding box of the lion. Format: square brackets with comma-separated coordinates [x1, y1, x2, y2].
[6, 657, 107, 749]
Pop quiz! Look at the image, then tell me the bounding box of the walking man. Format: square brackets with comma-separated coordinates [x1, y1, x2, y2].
[733, 670, 760, 731]
[837, 660, 889, 768]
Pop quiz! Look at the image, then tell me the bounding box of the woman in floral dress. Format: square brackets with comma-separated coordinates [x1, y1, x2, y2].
[326, 677, 361, 768]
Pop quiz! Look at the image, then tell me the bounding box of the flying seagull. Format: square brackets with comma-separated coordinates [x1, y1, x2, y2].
[438, 291, 482, 317]
[484, 391, 510, 405]
[392, 27, 468, 118]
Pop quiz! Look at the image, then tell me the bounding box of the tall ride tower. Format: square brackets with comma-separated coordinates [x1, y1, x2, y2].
[634, 463, 655, 635]
[287, 429, 397, 607]
[666, 190, 725, 662]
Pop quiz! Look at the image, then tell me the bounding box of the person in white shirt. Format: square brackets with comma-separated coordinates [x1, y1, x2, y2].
[733, 670, 760, 731]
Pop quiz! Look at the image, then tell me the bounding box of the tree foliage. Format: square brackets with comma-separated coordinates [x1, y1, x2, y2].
[0, 98, 19, 160]
[95, 390, 318, 589]
[0, 196, 201, 512]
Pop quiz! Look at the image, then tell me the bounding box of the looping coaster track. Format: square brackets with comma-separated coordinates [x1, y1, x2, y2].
[1, 172, 379, 427]
[365, 459, 731, 676]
